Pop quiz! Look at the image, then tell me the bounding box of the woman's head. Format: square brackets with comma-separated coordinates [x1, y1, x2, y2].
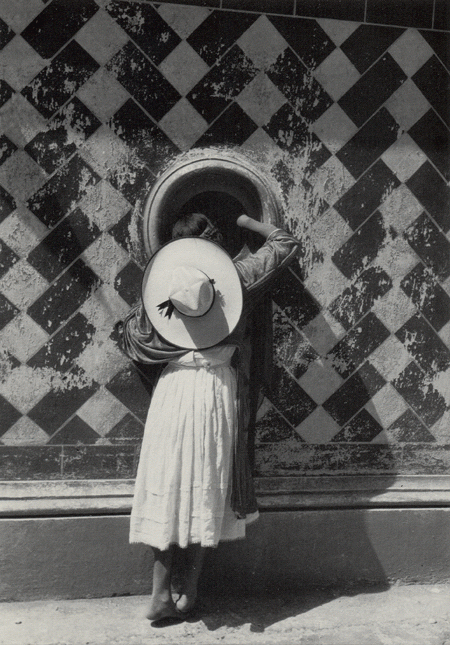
[171, 213, 224, 246]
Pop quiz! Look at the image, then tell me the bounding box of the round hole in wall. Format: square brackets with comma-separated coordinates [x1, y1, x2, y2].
[143, 150, 281, 257]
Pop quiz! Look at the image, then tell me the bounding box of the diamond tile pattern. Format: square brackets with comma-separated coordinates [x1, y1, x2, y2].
[0, 0, 449, 478]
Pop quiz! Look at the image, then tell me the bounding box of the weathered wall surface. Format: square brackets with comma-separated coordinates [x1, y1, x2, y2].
[0, 0, 449, 480]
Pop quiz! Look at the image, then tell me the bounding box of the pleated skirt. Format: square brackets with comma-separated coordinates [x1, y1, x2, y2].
[129, 347, 258, 550]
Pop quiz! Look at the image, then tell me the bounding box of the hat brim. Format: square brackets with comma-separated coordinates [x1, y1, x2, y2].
[142, 237, 243, 349]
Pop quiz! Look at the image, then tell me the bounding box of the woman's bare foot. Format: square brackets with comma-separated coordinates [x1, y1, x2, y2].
[145, 595, 182, 622]
[175, 591, 196, 614]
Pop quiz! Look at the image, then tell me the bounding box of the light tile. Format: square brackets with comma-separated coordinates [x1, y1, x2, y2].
[0, 259, 48, 310]
[313, 48, 360, 101]
[78, 179, 131, 231]
[371, 430, 390, 444]
[0, 93, 47, 147]
[430, 410, 450, 444]
[0, 312, 49, 363]
[385, 78, 430, 131]
[0, 150, 47, 201]
[79, 283, 130, 330]
[157, 4, 211, 39]
[372, 285, 417, 332]
[381, 133, 428, 182]
[236, 72, 286, 127]
[374, 235, 420, 282]
[369, 336, 413, 382]
[0, 36, 46, 91]
[159, 41, 209, 96]
[77, 387, 128, 436]
[305, 258, 350, 307]
[0, 364, 52, 414]
[75, 8, 129, 65]
[302, 310, 346, 355]
[240, 126, 283, 157]
[159, 98, 208, 151]
[1, 416, 49, 445]
[366, 383, 409, 429]
[0, 0, 43, 32]
[378, 183, 424, 234]
[309, 157, 355, 206]
[80, 124, 135, 180]
[82, 232, 130, 284]
[299, 358, 343, 404]
[77, 68, 129, 122]
[443, 275, 450, 298]
[438, 320, 450, 348]
[312, 103, 358, 154]
[317, 19, 360, 47]
[0, 206, 48, 258]
[238, 15, 288, 70]
[388, 28, 433, 77]
[312, 207, 353, 255]
[295, 405, 340, 443]
[75, 335, 130, 386]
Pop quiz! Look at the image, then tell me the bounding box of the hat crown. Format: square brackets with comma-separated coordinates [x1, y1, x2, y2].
[169, 266, 214, 317]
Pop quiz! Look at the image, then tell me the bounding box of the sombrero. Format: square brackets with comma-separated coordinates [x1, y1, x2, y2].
[142, 237, 243, 349]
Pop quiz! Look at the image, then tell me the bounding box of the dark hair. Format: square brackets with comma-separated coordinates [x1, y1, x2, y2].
[171, 213, 224, 245]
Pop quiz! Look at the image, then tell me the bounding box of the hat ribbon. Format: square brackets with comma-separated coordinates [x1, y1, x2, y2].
[157, 278, 216, 320]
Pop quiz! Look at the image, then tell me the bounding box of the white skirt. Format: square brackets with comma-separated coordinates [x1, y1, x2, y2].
[129, 346, 258, 550]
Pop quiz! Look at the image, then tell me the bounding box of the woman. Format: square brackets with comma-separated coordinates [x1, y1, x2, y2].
[121, 213, 299, 622]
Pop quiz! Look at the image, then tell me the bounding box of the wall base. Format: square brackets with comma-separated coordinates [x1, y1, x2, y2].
[1, 508, 449, 601]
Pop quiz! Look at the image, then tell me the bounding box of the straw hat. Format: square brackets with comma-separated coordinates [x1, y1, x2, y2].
[142, 237, 243, 349]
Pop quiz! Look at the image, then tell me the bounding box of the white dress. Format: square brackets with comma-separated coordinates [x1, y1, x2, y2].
[129, 345, 258, 550]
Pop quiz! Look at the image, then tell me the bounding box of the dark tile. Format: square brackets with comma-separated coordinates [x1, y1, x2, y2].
[110, 99, 179, 173]
[104, 0, 180, 65]
[222, 0, 294, 12]
[412, 56, 450, 128]
[334, 160, 400, 230]
[393, 361, 447, 427]
[28, 372, 98, 434]
[255, 406, 299, 444]
[366, 0, 433, 28]
[107, 413, 144, 444]
[400, 444, 450, 474]
[187, 45, 258, 123]
[25, 97, 101, 174]
[433, 0, 450, 30]
[27, 259, 101, 335]
[0, 292, 18, 331]
[21, 40, 99, 119]
[49, 415, 100, 445]
[106, 365, 154, 422]
[419, 31, 450, 72]
[0, 17, 14, 50]
[408, 109, 450, 182]
[26, 154, 100, 229]
[396, 313, 450, 375]
[0, 394, 21, 436]
[332, 408, 383, 442]
[62, 445, 135, 478]
[267, 47, 333, 121]
[27, 208, 101, 282]
[0, 135, 17, 166]
[0, 185, 16, 224]
[108, 210, 133, 252]
[295, 0, 365, 21]
[388, 408, 436, 442]
[337, 107, 400, 179]
[109, 162, 154, 207]
[114, 260, 143, 307]
[338, 54, 406, 128]
[194, 102, 258, 148]
[404, 212, 450, 280]
[327, 312, 391, 379]
[406, 161, 450, 233]
[27, 313, 95, 372]
[268, 364, 317, 426]
[268, 16, 335, 69]
[187, 10, 257, 67]
[323, 362, 386, 426]
[340, 24, 405, 74]
[332, 211, 389, 279]
[401, 263, 450, 331]
[273, 308, 318, 379]
[0, 79, 14, 109]
[106, 41, 180, 122]
[0, 239, 19, 279]
[330, 266, 392, 330]
[0, 446, 62, 480]
[155, 0, 218, 5]
[272, 269, 321, 329]
[21, 0, 98, 59]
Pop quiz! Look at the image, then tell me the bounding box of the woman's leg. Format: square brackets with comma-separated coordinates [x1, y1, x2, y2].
[146, 546, 181, 621]
[176, 544, 207, 613]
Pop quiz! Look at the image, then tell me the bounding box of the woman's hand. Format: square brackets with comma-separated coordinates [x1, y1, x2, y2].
[236, 214, 251, 228]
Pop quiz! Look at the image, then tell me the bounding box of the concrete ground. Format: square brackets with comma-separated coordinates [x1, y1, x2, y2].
[1, 585, 450, 645]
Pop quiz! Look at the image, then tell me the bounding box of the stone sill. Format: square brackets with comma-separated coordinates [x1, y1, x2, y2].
[0, 475, 450, 516]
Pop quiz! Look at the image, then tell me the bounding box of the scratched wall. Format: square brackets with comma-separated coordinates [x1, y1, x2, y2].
[0, 0, 449, 480]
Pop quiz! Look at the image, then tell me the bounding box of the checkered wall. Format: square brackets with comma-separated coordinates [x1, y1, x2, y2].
[0, 0, 449, 480]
